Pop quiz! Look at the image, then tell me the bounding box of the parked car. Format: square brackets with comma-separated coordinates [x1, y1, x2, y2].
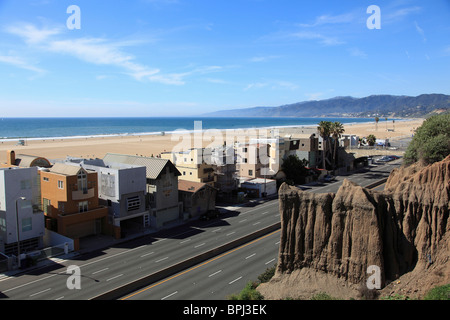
[323, 175, 336, 182]
[376, 156, 394, 162]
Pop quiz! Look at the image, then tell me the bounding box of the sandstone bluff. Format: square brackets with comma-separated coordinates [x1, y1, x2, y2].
[258, 155, 449, 299]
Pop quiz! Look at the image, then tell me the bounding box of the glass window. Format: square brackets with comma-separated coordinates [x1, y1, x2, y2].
[22, 217, 32, 232]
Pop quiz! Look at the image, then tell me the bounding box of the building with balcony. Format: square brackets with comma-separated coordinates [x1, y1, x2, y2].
[0, 166, 45, 257]
[40, 163, 108, 241]
[160, 148, 217, 187]
[103, 153, 182, 229]
[63, 157, 147, 238]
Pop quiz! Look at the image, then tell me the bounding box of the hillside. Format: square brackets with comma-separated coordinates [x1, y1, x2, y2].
[205, 94, 450, 118]
[257, 155, 450, 300]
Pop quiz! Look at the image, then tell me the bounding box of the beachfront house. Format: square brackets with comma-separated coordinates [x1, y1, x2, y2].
[0, 166, 45, 260]
[1, 150, 52, 169]
[160, 148, 216, 188]
[63, 157, 147, 239]
[39, 163, 108, 244]
[178, 180, 217, 218]
[103, 153, 182, 229]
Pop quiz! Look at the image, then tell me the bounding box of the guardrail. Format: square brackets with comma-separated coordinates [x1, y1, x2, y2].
[90, 222, 281, 300]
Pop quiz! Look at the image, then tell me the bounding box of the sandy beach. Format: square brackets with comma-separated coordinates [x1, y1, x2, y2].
[0, 118, 424, 164]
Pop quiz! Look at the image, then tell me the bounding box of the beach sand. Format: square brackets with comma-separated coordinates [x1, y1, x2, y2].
[0, 118, 424, 164]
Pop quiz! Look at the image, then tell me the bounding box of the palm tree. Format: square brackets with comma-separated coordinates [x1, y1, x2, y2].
[375, 116, 380, 131]
[317, 121, 332, 170]
[330, 121, 345, 169]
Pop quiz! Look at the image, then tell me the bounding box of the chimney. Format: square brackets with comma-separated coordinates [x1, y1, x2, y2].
[7, 150, 16, 166]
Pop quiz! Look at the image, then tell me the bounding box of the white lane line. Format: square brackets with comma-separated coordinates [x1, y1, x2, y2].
[245, 253, 256, 259]
[275, 241, 280, 245]
[253, 221, 260, 226]
[239, 219, 247, 223]
[155, 257, 169, 263]
[30, 288, 51, 297]
[92, 268, 109, 275]
[180, 239, 191, 244]
[212, 228, 221, 233]
[261, 211, 268, 215]
[140, 252, 154, 258]
[229, 276, 242, 285]
[226, 231, 235, 236]
[265, 258, 276, 265]
[194, 243, 205, 248]
[55, 296, 64, 300]
[106, 274, 123, 282]
[208, 270, 222, 278]
[161, 291, 178, 300]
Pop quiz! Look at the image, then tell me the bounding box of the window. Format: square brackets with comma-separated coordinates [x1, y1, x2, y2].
[58, 180, 64, 189]
[248, 170, 253, 176]
[22, 217, 32, 232]
[58, 202, 65, 213]
[43, 198, 51, 214]
[20, 180, 31, 190]
[43, 177, 49, 182]
[183, 171, 186, 175]
[127, 196, 140, 211]
[77, 169, 88, 192]
[78, 201, 88, 213]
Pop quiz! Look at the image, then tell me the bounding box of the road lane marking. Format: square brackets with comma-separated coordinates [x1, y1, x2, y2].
[208, 270, 222, 277]
[140, 252, 154, 258]
[155, 257, 169, 263]
[92, 268, 109, 275]
[194, 243, 205, 248]
[229, 276, 242, 285]
[253, 221, 260, 226]
[161, 291, 178, 300]
[106, 274, 123, 282]
[265, 258, 275, 265]
[245, 253, 256, 259]
[239, 219, 247, 223]
[226, 231, 235, 236]
[30, 288, 51, 297]
[121, 229, 281, 300]
[180, 239, 191, 244]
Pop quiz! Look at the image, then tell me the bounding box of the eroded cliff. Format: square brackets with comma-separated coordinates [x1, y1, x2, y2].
[258, 155, 449, 299]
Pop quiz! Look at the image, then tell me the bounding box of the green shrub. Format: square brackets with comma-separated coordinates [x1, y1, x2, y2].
[423, 284, 450, 300]
[227, 281, 264, 300]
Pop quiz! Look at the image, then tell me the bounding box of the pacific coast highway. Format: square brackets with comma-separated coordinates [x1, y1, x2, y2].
[0, 160, 401, 300]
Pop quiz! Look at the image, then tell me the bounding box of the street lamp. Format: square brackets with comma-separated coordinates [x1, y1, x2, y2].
[15, 197, 26, 269]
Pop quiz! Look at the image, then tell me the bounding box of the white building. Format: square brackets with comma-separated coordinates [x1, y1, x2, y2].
[0, 167, 45, 257]
[240, 178, 277, 198]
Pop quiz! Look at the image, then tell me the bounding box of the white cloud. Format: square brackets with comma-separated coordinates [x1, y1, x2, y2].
[348, 47, 368, 59]
[414, 21, 426, 42]
[0, 54, 46, 74]
[298, 13, 355, 28]
[291, 31, 345, 46]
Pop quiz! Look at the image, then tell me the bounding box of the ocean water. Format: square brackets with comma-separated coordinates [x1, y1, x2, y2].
[0, 117, 375, 140]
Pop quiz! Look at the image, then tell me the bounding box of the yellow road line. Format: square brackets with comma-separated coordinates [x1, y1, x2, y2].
[120, 229, 281, 300]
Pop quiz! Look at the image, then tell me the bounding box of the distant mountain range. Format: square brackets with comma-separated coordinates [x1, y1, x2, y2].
[203, 94, 450, 118]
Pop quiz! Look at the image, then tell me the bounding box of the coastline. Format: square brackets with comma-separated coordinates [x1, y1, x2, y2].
[0, 118, 424, 164]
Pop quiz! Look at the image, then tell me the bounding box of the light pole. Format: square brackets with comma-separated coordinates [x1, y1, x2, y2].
[15, 197, 26, 269]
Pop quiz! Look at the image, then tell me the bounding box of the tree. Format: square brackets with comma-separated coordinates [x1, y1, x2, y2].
[367, 134, 376, 146]
[404, 113, 450, 165]
[317, 121, 332, 170]
[281, 154, 308, 185]
[375, 116, 379, 131]
[330, 121, 345, 169]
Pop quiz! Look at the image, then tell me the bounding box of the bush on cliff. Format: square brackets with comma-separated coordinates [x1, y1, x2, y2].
[404, 113, 450, 165]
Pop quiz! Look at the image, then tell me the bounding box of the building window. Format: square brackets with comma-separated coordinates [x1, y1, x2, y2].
[183, 171, 186, 175]
[248, 170, 253, 176]
[127, 196, 141, 211]
[58, 180, 64, 189]
[77, 169, 88, 192]
[78, 201, 88, 213]
[20, 180, 31, 190]
[22, 217, 32, 232]
[43, 198, 51, 214]
[43, 177, 49, 182]
[58, 201, 65, 213]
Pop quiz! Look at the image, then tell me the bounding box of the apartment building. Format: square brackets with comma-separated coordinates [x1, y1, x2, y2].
[235, 142, 271, 182]
[40, 163, 108, 241]
[160, 148, 216, 187]
[103, 153, 182, 229]
[0, 166, 45, 257]
[64, 157, 147, 238]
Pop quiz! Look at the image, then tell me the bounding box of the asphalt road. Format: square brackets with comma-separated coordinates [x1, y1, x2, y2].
[0, 160, 399, 300]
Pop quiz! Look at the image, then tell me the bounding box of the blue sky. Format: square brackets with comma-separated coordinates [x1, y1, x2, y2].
[0, 0, 449, 117]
